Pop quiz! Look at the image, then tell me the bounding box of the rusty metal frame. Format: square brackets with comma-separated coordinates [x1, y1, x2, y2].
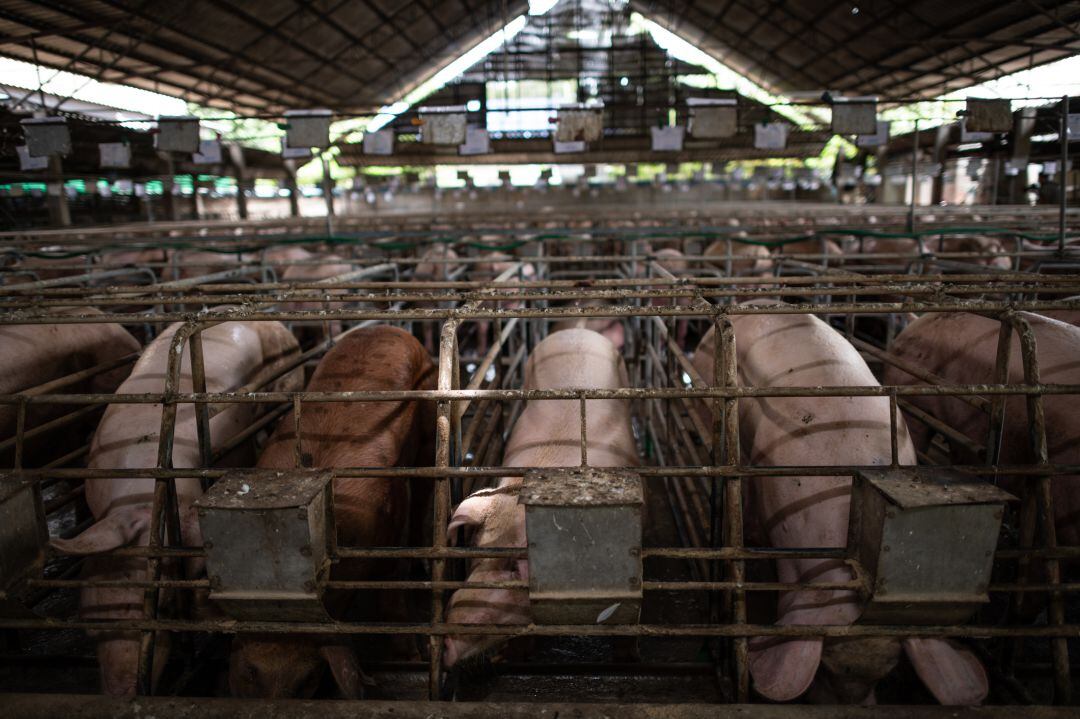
[1, 237, 1080, 706]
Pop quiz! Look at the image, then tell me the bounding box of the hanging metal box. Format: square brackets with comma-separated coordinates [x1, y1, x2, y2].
[285, 109, 333, 150]
[687, 98, 738, 139]
[419, 106, 467, 145]
[965, 99, 1013, 133]
[16, 145, 48, 171]
[156, 116, 200, 153]
[98, 142, 131, 169]
[521, 467, 643, 625]
[0, 477, 47, 617]
[196, 469, 334, 622]
[832, 97, 878, 135]
[848, 468, 1014, 625]
[21, 117, 71, 157]
[555, 108, 604, 143]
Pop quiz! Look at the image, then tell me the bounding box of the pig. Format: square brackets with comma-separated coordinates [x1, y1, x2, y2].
[470, 251, 537, 357]
[414, 245, 462, 353]
[884, 311, 1080, 546]
[278, 254, 355, 344]
[775, 237, 844, 266]
[692, 306, 987, 705]
[164, 249, 244, 281]
[0, 308, 140, 452]
[550, 299, 625, 350]
[703, 238, 773, 276]
[228, 325, 436, 698]
[443, 328, 638, 667]
[51, 318, 303, 696]
[636, 248, 691, 348]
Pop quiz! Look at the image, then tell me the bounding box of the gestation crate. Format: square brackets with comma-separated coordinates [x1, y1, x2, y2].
[0, 224, 1078, 714]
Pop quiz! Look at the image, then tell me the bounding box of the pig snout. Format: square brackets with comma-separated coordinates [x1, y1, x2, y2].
[443, 566, 530, 668]
[230, 636, 367, 699]
[229, 636, 325, 699]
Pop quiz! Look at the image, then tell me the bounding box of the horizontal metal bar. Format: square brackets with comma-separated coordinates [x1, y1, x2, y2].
[2, 298, 1080, 325]
[14, 462, 1080, 481]
[6, 695, 1077, 718]
[2, 617, 1077, 639]
[4, 381, 1078, 407]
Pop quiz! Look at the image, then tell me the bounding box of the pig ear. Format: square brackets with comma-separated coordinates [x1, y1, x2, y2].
[447, 496, 488, 539]
[51, 506, 149, 555]
[748, 637, 822, 702]
[903, 638, 988, 705]
[319, 644, 374, 699]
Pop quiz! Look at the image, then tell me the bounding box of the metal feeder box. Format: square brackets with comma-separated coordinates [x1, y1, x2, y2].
[285, 109, 333, 150]
[848, 468, 1014, 625]
[196, 469, 334, 622]
[965, 98, 1013, 133]
[156, 116, 200, 153]
[0, 477, 47, 617]
[21, 117, 71, 157]
[419, 107, 467, 145]
[555, 108, 604, 143]
[687, 98, 738, 139]
[521, 468, 643, 625]
[831, 97, 878, 135]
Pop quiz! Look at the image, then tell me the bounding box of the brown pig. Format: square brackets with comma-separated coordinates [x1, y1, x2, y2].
[228, 325, 436, 698]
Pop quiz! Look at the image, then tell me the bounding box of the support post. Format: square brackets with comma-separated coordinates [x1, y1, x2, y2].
[46, 155, 71, 228]
[907, 119, 918, 233]
[1059, 95, 1068, 254]
[285, 161, 301, 218]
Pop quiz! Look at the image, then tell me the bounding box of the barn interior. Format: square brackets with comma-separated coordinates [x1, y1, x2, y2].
[1, 1, 1080, 717]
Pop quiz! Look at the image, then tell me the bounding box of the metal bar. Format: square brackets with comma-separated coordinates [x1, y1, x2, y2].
[188, 329, 212, 469]
[7, 380, 1080, 407]
[5, 617, 1080, 640]
[9, 694, 1080, 718]
[5, 297, 1080, 326]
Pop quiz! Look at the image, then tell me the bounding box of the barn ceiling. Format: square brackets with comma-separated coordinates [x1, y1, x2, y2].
[0, 0, 1078, 117]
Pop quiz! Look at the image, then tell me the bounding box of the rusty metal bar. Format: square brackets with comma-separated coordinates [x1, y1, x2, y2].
[1007, 313, 1071, 704]
[8, 693, 1080, 718]
[4, 298, 1080, 327]
[188, 329, 212, 469]
[5, 616, 1080, 640]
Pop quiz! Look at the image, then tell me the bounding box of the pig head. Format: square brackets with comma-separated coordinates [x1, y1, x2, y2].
[443, 328, 638, 667]
[50, 320, 302, 696]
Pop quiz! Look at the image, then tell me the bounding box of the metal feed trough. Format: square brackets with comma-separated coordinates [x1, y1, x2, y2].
[196, 469, 335, 621]
[848, 467, 1015, 625]
[521, 467, 644, 625]
[0, 218, 1076, 713]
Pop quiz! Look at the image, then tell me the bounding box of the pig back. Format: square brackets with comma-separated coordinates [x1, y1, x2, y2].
[503, 328, 637, 470]
[0, 308, 140, 441]
[885, 311, 1080, 545]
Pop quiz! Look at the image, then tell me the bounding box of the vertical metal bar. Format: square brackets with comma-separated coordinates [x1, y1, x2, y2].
[293, 394, 304, 468]
[429, 319, 458, 699]
[13, 398, 26, 470]
[137, 323, 194, 695]
[888, 391, 899, 467]
[985, 317, 1013, 466]
[1059, 95, 1068, 255]
[716, 316, 747, 702]
[908, 118, 919, 234]
[579, 395, 588, 467]
[188, 329, 212, 470]
[1011, 315, 1071, 704]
